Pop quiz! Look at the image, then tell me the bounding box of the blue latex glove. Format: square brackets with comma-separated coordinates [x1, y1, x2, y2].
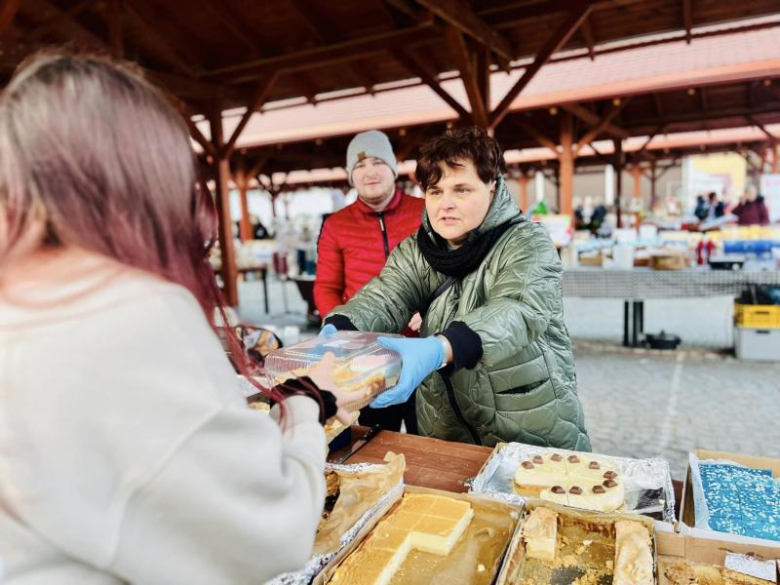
[370, 336, 445, 408]
[319, 323, 337, 337]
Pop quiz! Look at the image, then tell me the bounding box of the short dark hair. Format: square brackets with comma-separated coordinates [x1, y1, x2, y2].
[415, 126, 506, 190]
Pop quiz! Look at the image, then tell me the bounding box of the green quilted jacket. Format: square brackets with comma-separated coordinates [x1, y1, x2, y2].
[327, 177, 591, 450]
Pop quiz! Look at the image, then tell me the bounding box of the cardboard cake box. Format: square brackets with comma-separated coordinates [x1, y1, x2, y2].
[313, 486, 522, 585]
[655, 528, 780, 584]
[681, 449, 780, 547]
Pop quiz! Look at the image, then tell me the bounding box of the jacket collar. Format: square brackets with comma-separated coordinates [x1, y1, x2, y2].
[354, 188, 403, 216]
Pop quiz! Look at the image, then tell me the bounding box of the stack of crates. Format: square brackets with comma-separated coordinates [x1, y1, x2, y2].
[734, 303, 780, 361]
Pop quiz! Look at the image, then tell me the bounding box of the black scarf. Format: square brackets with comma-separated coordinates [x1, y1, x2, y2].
[417, 217, 521, 279]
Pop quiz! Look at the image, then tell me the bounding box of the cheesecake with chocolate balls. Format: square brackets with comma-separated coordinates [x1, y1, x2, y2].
[513, 452, 625, 512]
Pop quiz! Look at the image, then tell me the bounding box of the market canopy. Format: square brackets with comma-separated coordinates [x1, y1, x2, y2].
[2, 0, 779, 305]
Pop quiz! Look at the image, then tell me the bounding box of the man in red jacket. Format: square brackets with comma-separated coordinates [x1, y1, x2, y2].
[315, 129, 424, 433]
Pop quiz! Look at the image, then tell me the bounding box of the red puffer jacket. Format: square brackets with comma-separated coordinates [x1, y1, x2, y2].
[315, 190, 425, 318]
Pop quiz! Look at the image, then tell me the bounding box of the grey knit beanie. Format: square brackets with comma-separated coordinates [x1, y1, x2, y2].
[346, 130, 398, 185]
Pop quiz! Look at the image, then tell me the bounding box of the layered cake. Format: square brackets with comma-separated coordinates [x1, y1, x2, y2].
[522, 506, 558, 562]
[613, 520, 654, 585]
[514, 453, 625, 512]
[330, 493, 474, 585]
[697, 461, 780, 542]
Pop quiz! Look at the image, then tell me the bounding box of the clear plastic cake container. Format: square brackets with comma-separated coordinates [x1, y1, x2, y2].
[264, 331, 402, 411]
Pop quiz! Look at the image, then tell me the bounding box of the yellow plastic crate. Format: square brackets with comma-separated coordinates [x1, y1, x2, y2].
[734, 303, 780, 328]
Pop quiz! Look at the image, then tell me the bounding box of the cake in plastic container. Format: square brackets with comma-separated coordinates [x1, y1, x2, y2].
[264, 331, 402, 410]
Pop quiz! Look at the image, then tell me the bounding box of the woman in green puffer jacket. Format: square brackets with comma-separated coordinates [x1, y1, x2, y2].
[323, 127, 590, 450]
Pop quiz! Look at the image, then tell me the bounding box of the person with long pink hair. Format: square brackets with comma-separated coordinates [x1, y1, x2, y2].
[0, 52, 354, 583]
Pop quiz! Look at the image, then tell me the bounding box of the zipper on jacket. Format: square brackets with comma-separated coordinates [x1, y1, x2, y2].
[377, 212, 390, 259]
[440, 372, 482, 446]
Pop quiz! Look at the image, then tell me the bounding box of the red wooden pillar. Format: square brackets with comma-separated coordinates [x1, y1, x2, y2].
[559, 112, 574, 217]
[209, 109, 239, 307]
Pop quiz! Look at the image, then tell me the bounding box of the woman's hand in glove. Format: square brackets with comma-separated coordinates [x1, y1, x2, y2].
[370, 336, 446, 408]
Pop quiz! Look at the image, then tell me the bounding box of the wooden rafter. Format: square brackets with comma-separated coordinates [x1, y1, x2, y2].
[480, 0, 609, 28]
[186, 116, 218, 160]
[204, 0, 262, 56]
[748, 115, 778, 145]
[414, 0, 512, 61]
[563, 102, 629, 139]
[682, 0, 692, 44]
[445, 26, 488, 127]
[203, 23, 434, 82]
[392, 50, 469, 119]
[108, 0, 123, 58]
[516, 118, 559, 155]
[382, 0, 422, 20]
[123, 3, 197, 76]
[26, 0, 94, 43]
[489, 5, 593, 129]
[247, 150, 273, 180]
[653, 93, 664, 118]
[223, 72, 280, 157]
[700, 87, 709, 113]
[0, 0, 20, 34]
[573, 98, 631, 154]
[286, 0, 375, 91]
[631, 104, 779, 130]
[633, 124, 665, 159]
[580, 14, 596, 60]
[586, 141, 614, 166]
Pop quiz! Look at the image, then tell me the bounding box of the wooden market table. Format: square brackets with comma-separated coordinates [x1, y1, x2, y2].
[329, 427, 684, 518]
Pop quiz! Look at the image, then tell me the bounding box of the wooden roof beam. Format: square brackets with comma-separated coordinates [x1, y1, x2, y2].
[446, 26, 488, 127]
[748, 115, 778, 145]
[186, 116, 218, 160]
[392, 50, 469, 119]
[25, 0, 93, 43]
[682, 0, 692, 44]
[563, 102, 629, 139]
[653, 93, 664, 118]
[489, 4, 593, 129]
[516, 118, 560, 156]
[379, 0, 417, 27]
[223, 72, 280, 158]
[204, 24, 434, 83]
[581, 15, 596, 61]
[574, 98, 631, 154]
[203, 0, 263, 56]
[414, 0, 512, 61]
[633, 124, 665, 159]
[630, 104, 779, 130]
[382, 0, 423, 20]
[287, 0, 375, 92]
[107, 0, 123, 58]
[123, 3, 198, 77]
[0, 0, 20, 35]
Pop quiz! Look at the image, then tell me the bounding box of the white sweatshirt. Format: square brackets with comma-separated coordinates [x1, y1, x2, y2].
[0, 251, 326, 584]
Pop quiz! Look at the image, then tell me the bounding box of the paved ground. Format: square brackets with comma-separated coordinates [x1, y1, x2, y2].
[574, 344, 780, 479]
[237, 278, 780, 481]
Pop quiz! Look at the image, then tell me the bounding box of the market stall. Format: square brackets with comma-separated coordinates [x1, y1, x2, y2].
[564, 267, 780, 347]
[250, 330, 780, 584]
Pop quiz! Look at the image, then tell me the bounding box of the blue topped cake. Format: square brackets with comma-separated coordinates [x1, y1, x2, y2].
[698, 462, 780, 542]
